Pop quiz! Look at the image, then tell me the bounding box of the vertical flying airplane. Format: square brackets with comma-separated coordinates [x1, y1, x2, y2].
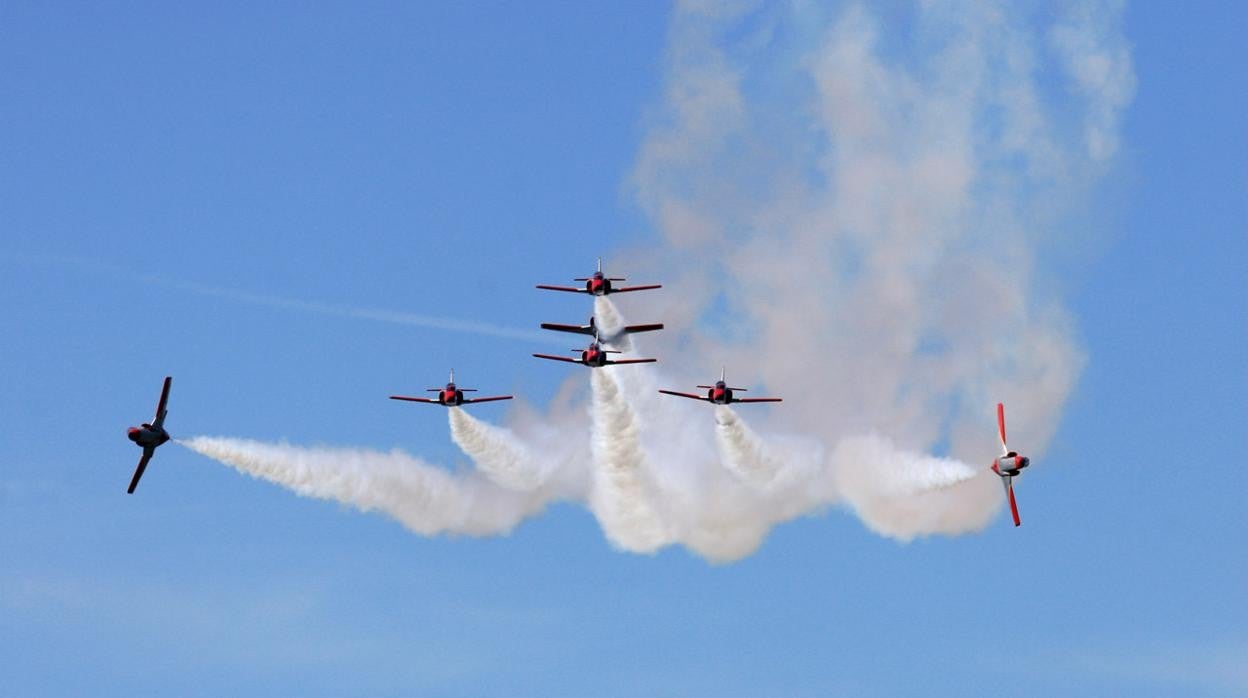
[126, 376, 172, 494]
[532, 332, 657, 368]
[658, 367, 782, 405]
[389, 369, 514, 407]
[991, 402, 1030, 527]
[536, 258, 661, 296]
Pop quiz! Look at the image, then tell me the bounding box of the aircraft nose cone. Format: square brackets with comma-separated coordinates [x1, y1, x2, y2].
[127, 428, 140, 442]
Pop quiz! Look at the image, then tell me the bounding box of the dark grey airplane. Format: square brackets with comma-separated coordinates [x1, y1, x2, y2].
[126, 376, 172, 494]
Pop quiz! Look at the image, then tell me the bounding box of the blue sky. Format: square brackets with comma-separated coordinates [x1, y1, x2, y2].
[1, 2, 1244, 696]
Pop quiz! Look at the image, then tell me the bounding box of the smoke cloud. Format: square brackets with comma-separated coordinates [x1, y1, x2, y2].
[182, 2, 1132, 561]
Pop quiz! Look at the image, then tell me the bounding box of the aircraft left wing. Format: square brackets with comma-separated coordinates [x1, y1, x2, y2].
[605, 358, 658, 365]
[658, 389, 707, 402]
[540, 322, 594, 336]
[1001, 474, 1021, 527]
[127, 448, 153, 494]
[613, 284, 662, 293]
[532, 353, 583, 364]
[153, 376, 172, 428]
[389, 395, 439, 403]
[622, 323, 664, 334]
[535, 284, 586, 294]
[735, 397, 783, 403]
[461, 395, 514, 404]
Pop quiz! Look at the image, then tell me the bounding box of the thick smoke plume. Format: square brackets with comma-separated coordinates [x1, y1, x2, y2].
[182, 2, 1132, 561]
[448, 407, 551, 492]
[180, 437, 548, 536]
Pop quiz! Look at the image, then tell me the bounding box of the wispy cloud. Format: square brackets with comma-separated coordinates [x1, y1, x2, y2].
[7, 253, 557, 345]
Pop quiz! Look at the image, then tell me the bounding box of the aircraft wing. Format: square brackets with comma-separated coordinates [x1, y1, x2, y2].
[127, 448, 154, 494]
[532, 353, 583, 364]
[540, 322, 594, 336]
[605, 358, 657, 365]
[389, 395, 439, 403]
[1001, 474, 1021, 527]
[153, 376, 172, 428]
[535, 284, 587, 294]
[622, 323, 664, 334]
[658, 389, 707, 402]
[461, 395, 514, 404]
[734, 397, 783, 403]
[613, 284, 662, 293]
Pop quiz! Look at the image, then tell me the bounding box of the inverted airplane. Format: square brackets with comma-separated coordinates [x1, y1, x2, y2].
[390, 369, 513, 407]
[532, 332, 657, 368]
[990, 402, 1030, 527]
[536, 258, 661, 296]
[540, 315, 663, 341]
[126, 376, 172, 494]
[659, 367, 782, 405]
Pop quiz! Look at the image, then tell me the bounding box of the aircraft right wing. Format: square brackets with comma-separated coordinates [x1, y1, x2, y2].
[1001, 474, 1021, 527]
[540, 322, 594, 336]
[461, 395, 514, 404]
[622, 323, 664, 334]
[735, 397, 783, 403]
[658, 389, 708, 402]
[613, 284, 662, 293]
[532, 353, 583, 364]
[389, 395, 439, 403]
[153, 376, 172, 428]
[127, 448, 154, 494]
[536, 285, 587, 294]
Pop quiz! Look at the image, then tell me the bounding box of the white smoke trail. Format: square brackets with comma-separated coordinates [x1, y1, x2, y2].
[179, 437, 549, 536]
[588, 369, 672, 553]
[448, 407, 552, 492]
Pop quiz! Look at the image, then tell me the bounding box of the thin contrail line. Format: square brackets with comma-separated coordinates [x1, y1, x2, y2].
[9, 253, 561, 345]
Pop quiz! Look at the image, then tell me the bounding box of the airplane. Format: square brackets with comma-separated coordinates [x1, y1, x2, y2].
[539, 315, 663, 341]
[536, 258, 661, 296]
[390, 369, 513, 407]
[126, 376, 172, 494]
[658, 367, 782, 405]
[990, 402, 1031, 527]
[532, 332, 657, 368]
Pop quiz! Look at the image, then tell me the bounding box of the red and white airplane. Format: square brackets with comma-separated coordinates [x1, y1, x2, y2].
[532, 332, 657, 368]
[659, 367, 782, 405]
[126, 376, 173, 494]
[991, 402, 1030, 527]
[540, 315, 663, 341]
[536, 258, 661, 297]
[389, 370, 513, 407]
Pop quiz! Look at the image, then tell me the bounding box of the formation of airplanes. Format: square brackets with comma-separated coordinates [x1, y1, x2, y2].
[123, 259, 1034, 528]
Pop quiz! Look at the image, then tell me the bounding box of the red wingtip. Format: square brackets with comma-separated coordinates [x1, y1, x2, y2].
[1007, 480, 1021, 527]
[997, 402, 1007, 447]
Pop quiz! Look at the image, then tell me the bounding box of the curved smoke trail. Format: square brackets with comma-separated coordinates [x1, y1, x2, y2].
[448, 407, 551, 492]
[180, 437, 549, 536]
[588, 369, 672, 553]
